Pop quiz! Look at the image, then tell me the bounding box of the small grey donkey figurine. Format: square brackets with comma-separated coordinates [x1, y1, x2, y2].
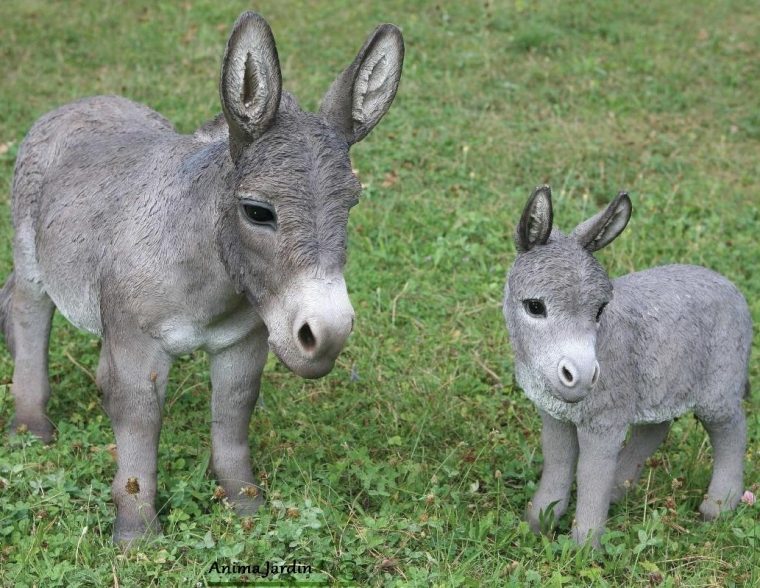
[1, 12, 404, 543]
[503, 185, 751, 547]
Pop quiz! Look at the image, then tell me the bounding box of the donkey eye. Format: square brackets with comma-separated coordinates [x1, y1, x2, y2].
[596, 302, 608, 322]
[523, 299, 547, 318]
[240, 201, 276, 227]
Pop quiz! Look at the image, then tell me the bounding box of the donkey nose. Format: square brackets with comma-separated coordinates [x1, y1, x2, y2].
[558, 357, 600, 396]
[294, 310, 354, 360]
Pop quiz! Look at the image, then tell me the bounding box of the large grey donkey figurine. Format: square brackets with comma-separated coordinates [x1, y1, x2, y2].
[1, 12, 404, 544]
[503, 186, 751, 548]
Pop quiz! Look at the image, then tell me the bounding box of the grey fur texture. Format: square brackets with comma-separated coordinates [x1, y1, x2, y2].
[1, 12, 404, 544]
[503, 185, 752, 548]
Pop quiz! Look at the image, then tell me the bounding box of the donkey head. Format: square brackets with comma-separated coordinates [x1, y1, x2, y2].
[503, 186, 632, 403]
[215, 12, 404, 378]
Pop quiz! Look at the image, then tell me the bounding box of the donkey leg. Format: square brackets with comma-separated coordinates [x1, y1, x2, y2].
[208, 328, 268, 514]
[7, 275, 56, 442]
[98, 330, 171, 544]
[526, 411, 579, 534]
[610, 421, 671, 504]
[698, 411, 746, 520]
[572, 427, 627, 548]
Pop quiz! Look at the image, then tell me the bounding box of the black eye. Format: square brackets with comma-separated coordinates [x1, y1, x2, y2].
[241, 201, 276, 226]
[596, 302, 608, 322]
[523, 299, 547, 318]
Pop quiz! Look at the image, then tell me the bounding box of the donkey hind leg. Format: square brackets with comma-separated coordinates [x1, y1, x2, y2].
[610, 421, 671, 504]
[98, 331, 172, 545]
[698, 410, 746, 520]
[5, 273, 56, 442]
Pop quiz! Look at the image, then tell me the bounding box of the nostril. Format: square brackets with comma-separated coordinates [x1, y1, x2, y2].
[558, 359, 577, 388]
[297, 322, 316, 352]
[591, 362, 600, 386]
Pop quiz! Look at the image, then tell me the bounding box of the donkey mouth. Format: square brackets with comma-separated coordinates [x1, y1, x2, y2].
[268, 341, 336, 380]
[550, 389, 587, 404]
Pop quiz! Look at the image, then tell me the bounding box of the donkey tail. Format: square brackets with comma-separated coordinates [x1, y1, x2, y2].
[0, 271, 15, 356]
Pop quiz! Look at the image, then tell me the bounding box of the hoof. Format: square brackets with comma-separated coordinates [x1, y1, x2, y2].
[10, 417, 55, 444]
[113, 517, 162, 547]
[524, 506, 544, 535]
[228, 489, 265, 516]
[571, 526, 603, 549]
[526, 517, 541, 535]
[699, 495, 738, 521]
[524, 498, 563, 535]
[610, 477, 636, 504]
[609, 485, 628, 505]
[215, 480, 265, 515]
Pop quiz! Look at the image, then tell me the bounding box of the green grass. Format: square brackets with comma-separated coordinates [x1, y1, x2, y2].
[1, 0, 759, 586]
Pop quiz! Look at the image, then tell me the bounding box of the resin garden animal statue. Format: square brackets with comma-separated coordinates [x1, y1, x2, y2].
[503, 186, 751, 548]
[1, 12, 404, 543]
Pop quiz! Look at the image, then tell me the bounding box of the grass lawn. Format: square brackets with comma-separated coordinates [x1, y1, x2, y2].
[1, 0, 759, 586]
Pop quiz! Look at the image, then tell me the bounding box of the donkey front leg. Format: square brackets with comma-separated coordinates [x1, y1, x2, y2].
[526, 411, 579, 534]
[98, 331, 171, 544]
[572, 427, 626, 548]
[208, 328, 268, 514]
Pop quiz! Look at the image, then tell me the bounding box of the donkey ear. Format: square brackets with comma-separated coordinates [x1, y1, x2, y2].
[319, 24, 404, 146]
[571, 192, 632, 252]
[220, 12, 282, 162]
[515, 185, 554, 252]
